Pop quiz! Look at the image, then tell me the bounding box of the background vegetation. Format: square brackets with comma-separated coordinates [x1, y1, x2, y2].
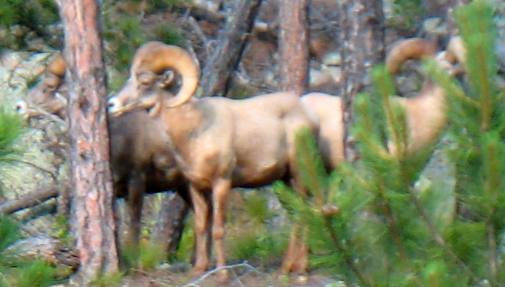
[276, 1, 505, 286]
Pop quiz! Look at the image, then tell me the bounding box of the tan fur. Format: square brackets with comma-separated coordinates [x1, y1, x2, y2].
[300, 38, 450, 166]
[386, 38, 448, 155]
[445, 36, 466, 66]
[109, 43, 315, 278]
[300, 93, 344, 168]
[18, 57, 187, 248]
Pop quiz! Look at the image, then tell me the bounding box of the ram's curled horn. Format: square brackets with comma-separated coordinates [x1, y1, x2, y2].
[386, 38, 437, 74]
[46, 54, 66, 78]
[132, 42, 200, 108]
[42, 54, 66, 89]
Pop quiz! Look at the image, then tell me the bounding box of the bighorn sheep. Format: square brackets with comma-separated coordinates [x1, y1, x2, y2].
[17, 55, 189, 249]
[301, 37, 457, 166]
[107, 42, 316, 278]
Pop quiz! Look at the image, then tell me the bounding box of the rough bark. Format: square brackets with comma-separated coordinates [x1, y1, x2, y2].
[277, 0, 310, 274]
[150, 192, 190, 255]
[278, 0, 309, 96]
[338, 0, 385, 161]
[57, 0, 118, 281]
[200, 0, 263, 97]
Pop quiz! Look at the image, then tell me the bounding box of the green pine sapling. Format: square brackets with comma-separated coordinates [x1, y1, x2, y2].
[275, 1, 504, 286]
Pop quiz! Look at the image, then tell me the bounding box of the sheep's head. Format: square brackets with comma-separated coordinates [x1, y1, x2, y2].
[439, 36, 466, 76]
[16, 54, 67, 120]
[108, 42, 200, 117]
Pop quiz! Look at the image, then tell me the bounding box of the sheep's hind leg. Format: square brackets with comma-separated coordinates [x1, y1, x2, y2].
[190, 185, 210, 276]
[212, 177, 231, 282]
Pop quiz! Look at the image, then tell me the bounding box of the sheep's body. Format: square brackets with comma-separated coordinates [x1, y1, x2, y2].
[161, 92, 310, 188]
[109, 42, 315, 278]
[392, 85, 446, 154]
[135, 90, 315, 277]
[18, 56, 188, 248]
[301, 93, 344, 168]
[301, 38, 451, 164]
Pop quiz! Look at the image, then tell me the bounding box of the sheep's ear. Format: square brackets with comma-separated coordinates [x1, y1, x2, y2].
[137, 71, 157, 86]
[158, 70, 175, 89]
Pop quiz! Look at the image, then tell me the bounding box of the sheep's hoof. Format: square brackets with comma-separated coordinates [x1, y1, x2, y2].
[216, 269, 229, 283]
[191, 266, 206, 277]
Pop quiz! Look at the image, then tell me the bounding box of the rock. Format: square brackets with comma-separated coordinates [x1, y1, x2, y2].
[309, 67, 333, 88]
[322, 51, 342, 66]
[323, 65, 343, 84]
[396, 75, 422, 97]
[422, 17, 448, 37]
[6, 235, 79, 269]
[415, 138, 456, 232]
[0, 51, 69, 228]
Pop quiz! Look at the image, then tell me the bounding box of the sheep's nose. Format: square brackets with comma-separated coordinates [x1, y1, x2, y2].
[107, 97, 119, 113]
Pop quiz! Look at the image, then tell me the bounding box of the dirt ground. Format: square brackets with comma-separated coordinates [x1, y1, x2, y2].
[121, 266, 342, 287]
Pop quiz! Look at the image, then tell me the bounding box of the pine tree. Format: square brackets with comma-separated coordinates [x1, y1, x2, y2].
[275, 1, 505, 286]
[0, 111, 56, 287]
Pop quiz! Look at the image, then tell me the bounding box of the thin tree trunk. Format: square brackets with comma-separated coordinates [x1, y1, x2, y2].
[200, 0, 263, 98]
[150, 192, 190, 255]
[277, 0, 310, 275]
[57, 0, 118, 282]
[278, 0, 309, 96]
[338, 0, 385, 161]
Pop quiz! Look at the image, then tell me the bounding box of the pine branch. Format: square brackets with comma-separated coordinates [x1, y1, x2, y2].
[322, 217, 373, 287]
[424, 61, 478, 107]
[475, 42, 493, 131]
[482, 136, 501, 285]
[375, 185, 421, 286]
[487, 223, 498, 286]
[407, 186, 477, 281]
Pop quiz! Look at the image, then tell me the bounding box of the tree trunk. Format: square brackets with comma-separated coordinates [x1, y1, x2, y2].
[200, 0, 263, 98]
[277, 0, 310, 274]
[278, 0, 309, 96]
[150, 192, 190, 255]
[446, 0, 470, 35]
[338, 0, 385, 161]
[57, 0, 118, 282]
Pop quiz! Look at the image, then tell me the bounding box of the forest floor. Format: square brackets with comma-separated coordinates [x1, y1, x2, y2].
[121, 266, 340, 287]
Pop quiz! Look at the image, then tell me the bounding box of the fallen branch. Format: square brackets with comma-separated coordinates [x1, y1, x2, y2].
[0, 187, 58, 215]
[179, 262, 264, 287]
[0, 182, 183, 215]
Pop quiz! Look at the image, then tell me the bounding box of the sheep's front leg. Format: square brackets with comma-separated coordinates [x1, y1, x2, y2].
[190, 184, 210, 275]
[126, 174, 145, 249]
[212, 178, 231, 281]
